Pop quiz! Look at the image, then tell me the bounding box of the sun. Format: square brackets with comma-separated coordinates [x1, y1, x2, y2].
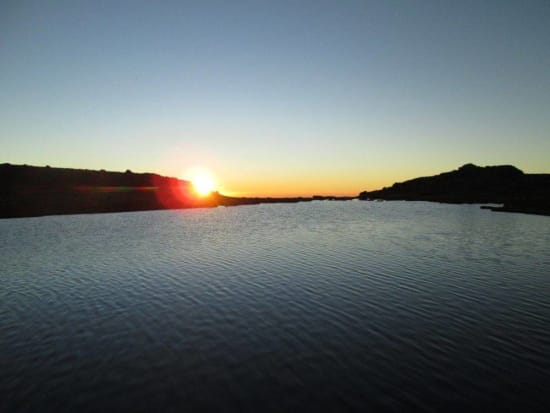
[190, 172, 217, 196]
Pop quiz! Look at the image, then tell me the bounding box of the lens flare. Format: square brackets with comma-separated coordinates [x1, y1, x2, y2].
[190, 171, 216, 196]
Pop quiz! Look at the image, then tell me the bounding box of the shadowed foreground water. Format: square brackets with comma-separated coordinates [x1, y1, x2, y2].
[2, 201, 550, 411]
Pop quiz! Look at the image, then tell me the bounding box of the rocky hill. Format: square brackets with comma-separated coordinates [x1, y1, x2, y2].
[359, 164, 550, 216]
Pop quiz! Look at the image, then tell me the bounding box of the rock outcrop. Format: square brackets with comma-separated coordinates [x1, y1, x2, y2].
[359, 164, 550, 216]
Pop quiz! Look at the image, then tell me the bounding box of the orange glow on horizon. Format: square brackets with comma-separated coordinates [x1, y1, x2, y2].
[168, 163, 416, 198]
[217, 180, 363, 198]
[211, 166, 445, 197]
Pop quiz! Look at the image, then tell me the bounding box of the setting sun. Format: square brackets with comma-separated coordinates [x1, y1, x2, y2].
[190, 172, 217, 196]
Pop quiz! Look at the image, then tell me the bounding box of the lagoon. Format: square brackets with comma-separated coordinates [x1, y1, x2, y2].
[2, 201, 549, 411]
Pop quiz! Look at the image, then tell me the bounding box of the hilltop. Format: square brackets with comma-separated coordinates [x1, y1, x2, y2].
[359, 164, 550, 216]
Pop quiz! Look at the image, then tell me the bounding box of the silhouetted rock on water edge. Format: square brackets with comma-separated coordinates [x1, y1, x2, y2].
[359, 164, 550, 217]
[483, 202, 550, 217]
[0, 164, 355, 218]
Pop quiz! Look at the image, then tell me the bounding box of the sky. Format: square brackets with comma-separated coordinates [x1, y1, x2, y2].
[1, 0, 549, 196]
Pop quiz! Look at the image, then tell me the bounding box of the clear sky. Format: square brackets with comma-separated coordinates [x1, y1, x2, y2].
[2, 0, 549, 196]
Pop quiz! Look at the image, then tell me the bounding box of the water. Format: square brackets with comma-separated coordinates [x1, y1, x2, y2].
[1, 201, 550, 411]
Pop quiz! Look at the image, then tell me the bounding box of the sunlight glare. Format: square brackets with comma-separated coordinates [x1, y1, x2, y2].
[190, 171, 217, 196]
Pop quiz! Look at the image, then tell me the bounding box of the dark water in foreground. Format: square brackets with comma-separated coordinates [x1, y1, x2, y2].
[2, 201, 550, 411]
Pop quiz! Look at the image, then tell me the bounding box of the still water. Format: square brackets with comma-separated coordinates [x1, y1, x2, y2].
[2, 201, 550, 411]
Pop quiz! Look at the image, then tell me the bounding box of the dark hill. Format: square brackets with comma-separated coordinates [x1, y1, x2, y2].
[0, 164, 216, 218]
[359, 164, 550, 216]
[0, 163, 331, 218]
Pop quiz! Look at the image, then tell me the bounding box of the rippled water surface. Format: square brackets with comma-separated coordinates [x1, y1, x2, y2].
[2, 202, 550, 411]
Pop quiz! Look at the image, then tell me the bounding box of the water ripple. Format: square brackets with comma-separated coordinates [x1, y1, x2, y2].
[1, 202, 550, 411]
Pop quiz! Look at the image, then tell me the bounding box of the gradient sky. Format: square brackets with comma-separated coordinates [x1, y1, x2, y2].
[2, 0, 549, 196]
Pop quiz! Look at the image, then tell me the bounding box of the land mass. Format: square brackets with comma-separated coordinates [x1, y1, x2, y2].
[359, 164, 550, 216]
[3, 163, 548, 219]
[0, 164, 352, 218]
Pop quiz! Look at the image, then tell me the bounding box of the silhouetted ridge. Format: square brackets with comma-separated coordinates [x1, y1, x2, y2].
[0, 163, 354, 218]
[359, 164, 550, 216]
[0, 163, 205, 218]
[0, 163, 192, 188]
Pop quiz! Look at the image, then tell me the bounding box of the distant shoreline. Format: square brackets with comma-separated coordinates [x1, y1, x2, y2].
[2, 163, 549, 219]
[0, 163, 354, 219]
[359, 164, 550, 217]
